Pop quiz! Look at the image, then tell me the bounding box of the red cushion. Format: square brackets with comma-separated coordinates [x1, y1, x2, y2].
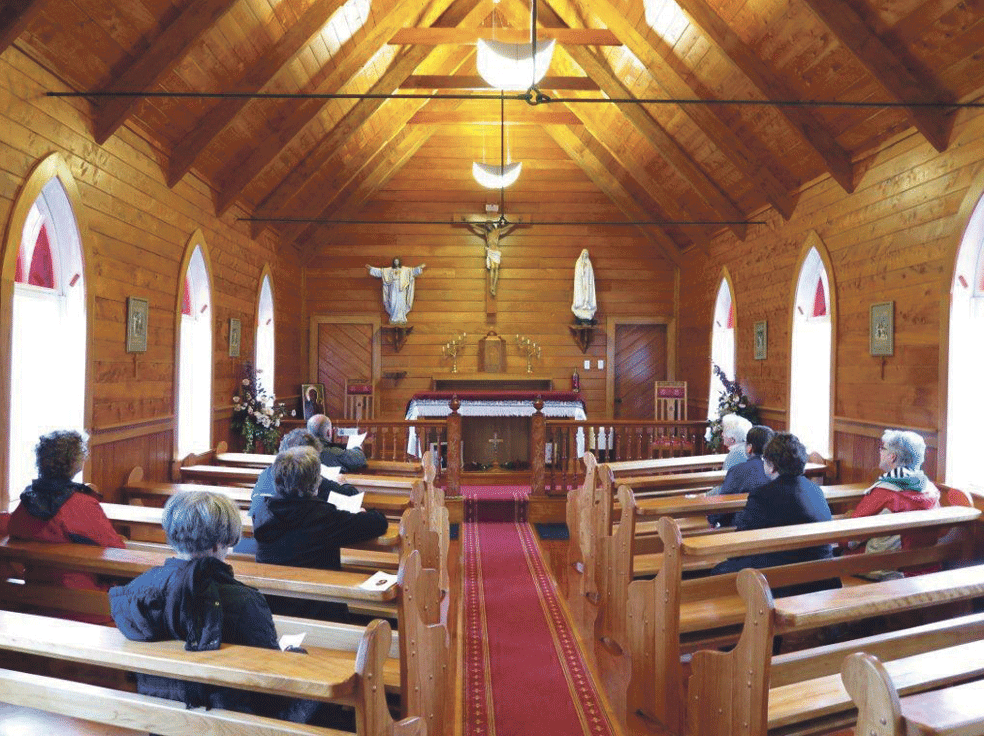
[347, 384, 373, 395]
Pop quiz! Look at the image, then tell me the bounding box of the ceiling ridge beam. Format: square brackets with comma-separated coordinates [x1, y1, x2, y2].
[525, 0, 747, 240]
[407, 109, 581, 124]
[166, 0, 351, 188]
[548, 0, 796, 221]
[388, 26, 620, 44]
[93, 0, 240, 145]
[798, 0, 954, 152]
[402, 74, 599, 90]
[0, 0, 45, 57]
[212, 0, 483, 217]
[543, 124, 685, 268]
[669, 0, 855, 194]
[250, 9, 487, 236]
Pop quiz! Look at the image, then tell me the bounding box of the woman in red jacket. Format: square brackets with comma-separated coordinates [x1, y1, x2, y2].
[8, 429, 125, 621]
[848, 429, 940, 577]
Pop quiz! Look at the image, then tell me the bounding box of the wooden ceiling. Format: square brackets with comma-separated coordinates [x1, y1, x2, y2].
[5, 0, 982, 261]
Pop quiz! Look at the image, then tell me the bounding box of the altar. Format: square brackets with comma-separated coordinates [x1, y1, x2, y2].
[405, 390, 586, 466]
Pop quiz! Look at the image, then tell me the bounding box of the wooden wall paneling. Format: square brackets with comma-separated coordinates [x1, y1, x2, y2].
[0, 49, 304, 504]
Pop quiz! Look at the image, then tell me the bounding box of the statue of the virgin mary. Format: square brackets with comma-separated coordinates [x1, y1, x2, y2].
[571, 249, 597, 323]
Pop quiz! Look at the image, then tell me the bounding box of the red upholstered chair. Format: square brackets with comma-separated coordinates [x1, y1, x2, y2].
[345, 378, 375, 422]
[653, 381, 695, 458]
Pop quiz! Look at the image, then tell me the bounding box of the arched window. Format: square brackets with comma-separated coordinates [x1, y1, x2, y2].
[789, 242, 833, 457]
[255, 273, 275, 401]
[947, 191, 984, 489]
[708, 277, 736, 419]
[177, 242, 213, 457]
[8, 177, 87, 498]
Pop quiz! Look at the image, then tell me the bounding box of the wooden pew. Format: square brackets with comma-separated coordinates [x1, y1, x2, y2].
[0, 610, 421, 736]
[624, 506, 981, 734]
[178, 464, 418, 499]
[689, 565, 984, 736]
[216, 448, 424, 478]
[843, 650, 984, 736]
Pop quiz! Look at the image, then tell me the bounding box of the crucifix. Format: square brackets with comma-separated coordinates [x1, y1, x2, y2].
[487, 432, 504, 469]
[458, 212, 525, 319]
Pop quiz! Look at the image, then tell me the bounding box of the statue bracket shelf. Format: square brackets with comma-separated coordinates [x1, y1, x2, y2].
[382, 324, 413, 352]
[568, 324, 596, 354]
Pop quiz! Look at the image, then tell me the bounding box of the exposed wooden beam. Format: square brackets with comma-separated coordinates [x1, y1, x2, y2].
[388, 27, 620, 45]
[0, 0, 45, 56]
[560, 100, 713, 250]
[669, 0, 855, 193]
[543, 124, 685, 268]
[249, 3, 489, 233]
[166, 0, 350, 188]
[547, 0, 796, 221]
[401, 74, 599, 90]
[408, 109, 580, 124]
[93, 0, 239, 145]
[799, 0, 953, 152]
[214, 0, 486, 217]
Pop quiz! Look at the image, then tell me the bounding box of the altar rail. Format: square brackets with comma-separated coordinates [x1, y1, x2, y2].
[539, 419, 710, 496]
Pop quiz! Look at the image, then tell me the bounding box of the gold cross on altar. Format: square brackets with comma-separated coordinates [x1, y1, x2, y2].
[487, 432, 504, 469]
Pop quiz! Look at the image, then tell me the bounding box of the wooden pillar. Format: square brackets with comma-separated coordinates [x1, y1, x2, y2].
[531, 396, 545, 496]
[446, 396, 462, 496]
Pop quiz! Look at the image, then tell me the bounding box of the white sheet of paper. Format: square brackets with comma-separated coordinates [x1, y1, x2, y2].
[359, 571, 398, 591]
[328, 490, 364, 513]
[320, 464, 341, 481]
[346, 432, 367, 450]
[278, 632, 306, 651]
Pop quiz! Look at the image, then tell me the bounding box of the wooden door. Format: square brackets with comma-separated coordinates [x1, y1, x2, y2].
[317, 323, 373, 419]
[613, 324, 667, 419]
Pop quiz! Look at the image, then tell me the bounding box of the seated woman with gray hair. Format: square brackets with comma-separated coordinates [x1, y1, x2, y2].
[109, 491, 319, 721]
[721, 413, 754, 470]
[8, 429, 125, 622]
[847, 429, 940, 577]
[252, 446, 388, 619]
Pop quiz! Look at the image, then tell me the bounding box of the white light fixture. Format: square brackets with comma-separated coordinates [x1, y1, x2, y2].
[476, 38, 555, 90]
[472, 161, 523, 189]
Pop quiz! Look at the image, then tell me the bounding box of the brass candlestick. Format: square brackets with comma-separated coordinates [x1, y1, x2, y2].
[515, 334, 541, 374]
[442, 332, 467, 373]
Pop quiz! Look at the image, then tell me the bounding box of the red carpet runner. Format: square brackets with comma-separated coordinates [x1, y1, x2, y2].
[462, 485, 617, 736]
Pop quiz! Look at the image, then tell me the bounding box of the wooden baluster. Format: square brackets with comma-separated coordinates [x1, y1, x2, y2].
[447, 398, 461, 496]
[530, 397, 546, 496]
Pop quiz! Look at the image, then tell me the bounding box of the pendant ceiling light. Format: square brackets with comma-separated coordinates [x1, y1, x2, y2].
[472, 161, 523, 189]
[476, 38, 555, 90]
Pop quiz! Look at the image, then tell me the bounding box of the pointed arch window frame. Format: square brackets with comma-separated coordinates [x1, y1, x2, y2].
[708, 270, 737, 420]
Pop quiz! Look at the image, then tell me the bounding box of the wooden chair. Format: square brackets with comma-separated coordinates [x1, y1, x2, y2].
[345, 377, 375, 422]
[652, 381, 694, 457]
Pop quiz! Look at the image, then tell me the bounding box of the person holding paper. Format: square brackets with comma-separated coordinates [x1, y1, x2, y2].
[249, 429, 359, 518]
[307, 413, 367, 472]
[252, 446, 388, 620]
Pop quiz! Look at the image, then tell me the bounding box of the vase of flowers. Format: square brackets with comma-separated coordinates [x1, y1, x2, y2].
[231, 366, 285, 453]
[707, 363, 760, 451]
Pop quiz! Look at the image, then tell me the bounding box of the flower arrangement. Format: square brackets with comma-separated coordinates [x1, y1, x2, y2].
[707, 363, 760, 451]
[231, 365, 285, 453]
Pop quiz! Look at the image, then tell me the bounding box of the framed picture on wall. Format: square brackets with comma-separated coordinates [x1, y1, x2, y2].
[753, 320, 768, 360]
[126, 297, 148, 353]
[302, 383, 326, 420]
[869, 301, 894, 356]
[229, 318, 241, 357]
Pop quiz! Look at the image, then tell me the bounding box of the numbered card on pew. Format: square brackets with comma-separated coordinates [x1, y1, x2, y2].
[328, 491, 364, 513]
[320, 465, 342, 481]
[360, 571, 398, 591]
[346, 432, 367, 450]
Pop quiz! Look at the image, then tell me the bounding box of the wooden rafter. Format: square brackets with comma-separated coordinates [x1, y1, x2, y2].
[560, 98, 713, 250]
[408, 109, 580, 124]
[543, 124, 685, 268]
[93, 0, 239, 145]
[388, 27, 620, 45]
[212, 0, 478, 217]
[249, 4, 489, 236]
[166, 0, 351, 188]
[0, 0, 45, 57]
[545, 0, 797, 221]
[401, 74, 599, 90]
[799, 0, 953, 152]
[297, 125, 439, 261]
[669, 0, 855, 194]
[507, 0, 747, 240]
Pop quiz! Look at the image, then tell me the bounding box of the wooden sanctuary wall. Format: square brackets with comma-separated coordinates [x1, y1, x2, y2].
[680, 106, 984, 483]
[0, 49, 305, 504]
[303, 124, 679, 420]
